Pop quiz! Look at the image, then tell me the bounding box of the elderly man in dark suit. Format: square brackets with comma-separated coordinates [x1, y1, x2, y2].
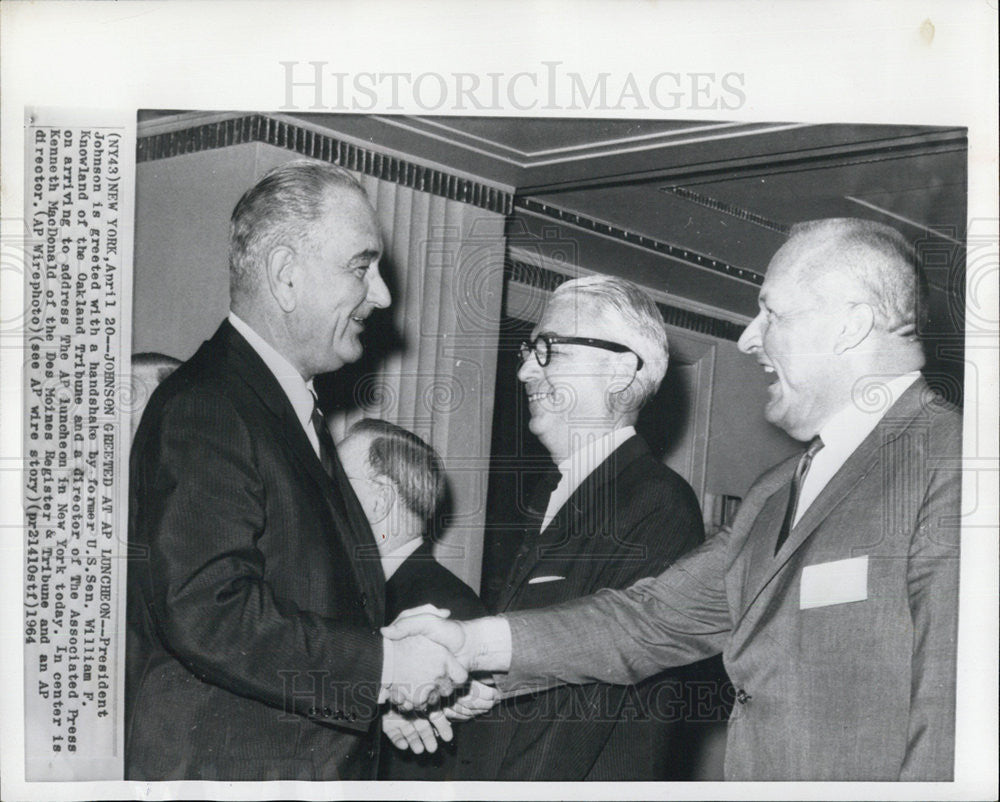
[450, 276, 705, 780]
[386, 218, 962, 782]
[126, 160, 466, 781]
[337, 417, 487, 779]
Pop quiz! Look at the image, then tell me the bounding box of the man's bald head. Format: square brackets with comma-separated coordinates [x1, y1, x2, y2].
[738, 218, 929, 440]
[782, 218, 929, 340]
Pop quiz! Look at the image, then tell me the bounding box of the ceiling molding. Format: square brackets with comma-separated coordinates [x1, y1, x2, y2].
[507, 244, 752, 325]
[521, 128, 968, 195]
[137, 110, 245, 136]
[372, 115, 810, 169]
[663, 186, 791, 235]
[401, 116, 747, 158]
[279, 113, 517, 193]
[845, 197, 965, 245]
[515, 199, 765, 286]
[136, 112, 515, 216]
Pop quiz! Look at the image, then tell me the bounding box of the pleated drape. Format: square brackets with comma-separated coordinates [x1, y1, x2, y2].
[329, 173, 506, 589]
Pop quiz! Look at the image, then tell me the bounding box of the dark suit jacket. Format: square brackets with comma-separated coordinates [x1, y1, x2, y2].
[505, 378, 962, 781]
[384, 541, 486, 623]
[458, 434, 705, 780]
[125, 321, 386, 781]
[378, 540, 486, 780]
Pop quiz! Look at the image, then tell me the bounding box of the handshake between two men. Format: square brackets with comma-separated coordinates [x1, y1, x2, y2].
[380, 605, 505, 754]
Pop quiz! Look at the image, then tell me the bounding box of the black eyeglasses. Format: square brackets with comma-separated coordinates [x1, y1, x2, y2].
[518, 333, 644, 370]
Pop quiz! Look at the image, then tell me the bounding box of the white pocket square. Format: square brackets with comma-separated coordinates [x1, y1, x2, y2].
[800, 556, 868, 609]
[528, 575, 565, 585]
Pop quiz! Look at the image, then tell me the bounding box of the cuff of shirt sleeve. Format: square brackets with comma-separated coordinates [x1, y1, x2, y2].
[378, 636, 394, 704]
[467, 615, 512, 673]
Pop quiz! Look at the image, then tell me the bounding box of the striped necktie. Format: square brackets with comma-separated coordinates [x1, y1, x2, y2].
[775, 435, 824, 554]
[310, 392, 336, 479]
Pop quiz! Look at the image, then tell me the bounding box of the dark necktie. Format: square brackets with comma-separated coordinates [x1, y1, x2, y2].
[526, 466, 562, 532]
[775, 435, 825, 554]
[500, 467, 562, 605]
[310, 392, 337, 479]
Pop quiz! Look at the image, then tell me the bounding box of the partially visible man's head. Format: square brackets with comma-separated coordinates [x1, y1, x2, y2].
[517, 275, 669, 462]
[738, 218, 927, 441]
[337, 418, 446, 555]
[129, 352, 183, 440]
[229, 160, 391, 379]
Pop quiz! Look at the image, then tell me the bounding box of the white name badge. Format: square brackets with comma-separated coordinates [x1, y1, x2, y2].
[800, 555, 869, 609]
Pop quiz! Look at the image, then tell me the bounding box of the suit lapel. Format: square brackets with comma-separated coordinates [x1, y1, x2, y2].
[220, 322, 385, 626]
[498, 519, 546, 611]
[501, 436, 647, 606]
[734, 378, 931, 630]
[733, 472, 793, 628]
[385, 541, 434, 617]
[536, 466, 608, 558]
[496, 465, 557, 610]
[734, 451, 876, 630]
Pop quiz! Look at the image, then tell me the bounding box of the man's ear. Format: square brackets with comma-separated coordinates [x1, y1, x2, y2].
[265, 245, 298, 313]
[606, 353, 643, 413]
[835, 302, 876, 354]
[369, 477, 396, 526]
[608, 350, 641, 387]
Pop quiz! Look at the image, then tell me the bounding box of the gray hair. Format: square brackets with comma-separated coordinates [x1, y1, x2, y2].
[228, 159, 366, 297]
[345, 418, 446, 525]
[788, 218, 929, 337]
[552, 275, 669, 407]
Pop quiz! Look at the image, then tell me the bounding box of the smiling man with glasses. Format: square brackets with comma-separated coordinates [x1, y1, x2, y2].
[452, 275, 705, 781]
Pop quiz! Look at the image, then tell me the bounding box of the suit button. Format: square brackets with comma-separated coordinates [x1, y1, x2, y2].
[736, 688, 752, 705]
[360, 593, 368, 607]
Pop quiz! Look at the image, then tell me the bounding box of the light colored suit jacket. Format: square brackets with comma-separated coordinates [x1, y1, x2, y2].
[505, 378, 961, 781]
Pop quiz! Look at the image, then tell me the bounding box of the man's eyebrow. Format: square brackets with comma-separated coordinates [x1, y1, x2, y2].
[351, 249, 381, 263]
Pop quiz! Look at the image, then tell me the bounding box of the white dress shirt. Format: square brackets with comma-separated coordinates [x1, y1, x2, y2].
[793, 371, 921, 525]
[380, 536, 424, 581]
[229, 312, 321, 458]
[541, 426, 637, 533]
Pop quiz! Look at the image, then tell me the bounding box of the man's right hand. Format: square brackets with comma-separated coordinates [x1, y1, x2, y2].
[383, 604, 471, 665]
[385, 632, 468, 712]
[381, 605, 512, 674]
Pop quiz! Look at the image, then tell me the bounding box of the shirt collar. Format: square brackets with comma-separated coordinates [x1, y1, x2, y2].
[229, 311, 316, 432]
[380, 536, 424, 581]
[556, 426, 636, 485]
[818, 371, 921, 459]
